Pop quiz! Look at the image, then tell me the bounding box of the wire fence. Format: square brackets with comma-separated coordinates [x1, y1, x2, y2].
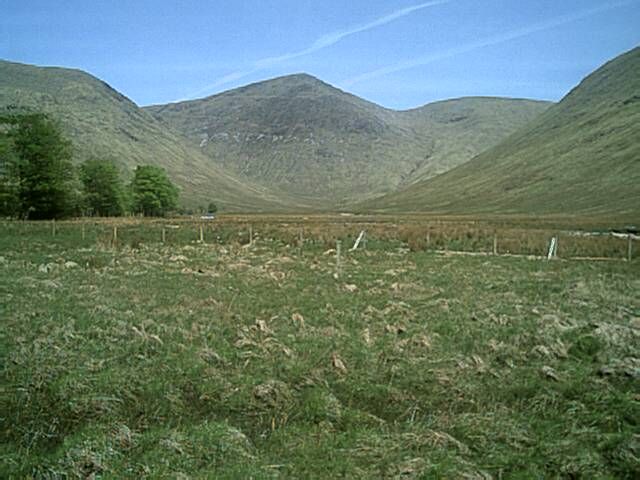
[0, 218, 636, 262]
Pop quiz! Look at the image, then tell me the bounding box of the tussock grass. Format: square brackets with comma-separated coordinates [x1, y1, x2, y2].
[6, 214, 631, 260]
[1, 217, 638, 478]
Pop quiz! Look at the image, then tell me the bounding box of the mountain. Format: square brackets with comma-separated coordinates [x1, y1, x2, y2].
[364, 47, 640, 217]
[146, 74, 550, 206]
[0, 60, 300, 211]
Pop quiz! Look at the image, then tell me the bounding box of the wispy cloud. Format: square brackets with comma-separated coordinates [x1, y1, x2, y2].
[180, 1, 451, 101]
[342, 0, 638, 87]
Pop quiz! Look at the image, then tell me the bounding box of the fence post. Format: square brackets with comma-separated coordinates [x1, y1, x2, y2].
[199, 225, 204, 243]
[336, 240, 342, 278]
[52, 219, 56, 236]
[162, 227, 166, 244]
[426, 231, 430, 249]
[351, 231, 366, 251]
[493, 234, 498, 255]
[81, 223, 85, 241]
[249, 225, 253, 246]
[628, 235, 633, 262]
[113, 226, 118, 245]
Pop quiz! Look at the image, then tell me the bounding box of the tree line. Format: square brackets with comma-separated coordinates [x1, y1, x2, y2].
[0, 111, 180, 219]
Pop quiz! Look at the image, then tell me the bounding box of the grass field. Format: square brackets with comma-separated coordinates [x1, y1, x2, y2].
[1, 217, 639, 478]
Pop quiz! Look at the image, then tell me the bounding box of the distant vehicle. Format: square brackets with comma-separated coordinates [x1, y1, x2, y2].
[200, 214, 216, 220]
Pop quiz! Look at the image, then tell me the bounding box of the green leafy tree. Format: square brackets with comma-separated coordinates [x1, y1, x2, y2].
[2, 113, 75, 219]
[80, 159, 126, 216]
[207, 202, 218, 214]
[0, 128, 20, 217]
[130, 165, 179, 217]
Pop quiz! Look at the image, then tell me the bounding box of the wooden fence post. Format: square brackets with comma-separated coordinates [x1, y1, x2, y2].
[162, 228, 166, 244]
[249, 225, 253, 246]
[628, 235, 633, 262]
[336, 240, 342, 277]
[493, 234, 498, 255]
[113, 226, 118, 245]
[298, 228, 303, 255]
[199, 225, 204, 243]
[81, 223, 85, 241]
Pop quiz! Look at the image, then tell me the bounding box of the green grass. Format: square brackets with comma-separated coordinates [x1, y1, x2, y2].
[1, 219, 638, 478]
[365, 47, 640, 217]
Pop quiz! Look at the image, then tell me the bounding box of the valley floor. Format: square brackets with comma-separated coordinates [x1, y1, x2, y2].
[1, 218, 638, 478]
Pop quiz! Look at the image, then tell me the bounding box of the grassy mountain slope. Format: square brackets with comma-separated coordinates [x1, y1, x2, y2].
[400, 97, 551, 180]
[147, 75, 549, 206]
[0, 60, 300, 211]
[365, 47, 640, 217]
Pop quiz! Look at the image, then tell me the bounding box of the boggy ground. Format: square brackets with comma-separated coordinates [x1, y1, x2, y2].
[1, 226, 638, 478]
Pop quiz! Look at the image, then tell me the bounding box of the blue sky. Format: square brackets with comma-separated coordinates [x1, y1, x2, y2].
[2, 0, 639, 109]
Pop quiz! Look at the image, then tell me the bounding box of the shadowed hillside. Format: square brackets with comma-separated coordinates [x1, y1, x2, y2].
[147, 74, 549, 206]
[364, 47, 640, 217]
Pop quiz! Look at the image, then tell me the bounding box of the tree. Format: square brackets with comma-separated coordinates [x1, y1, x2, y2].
[1, 113, 75, 219]
[130, 165, 179, 217]
[207, 202, 218, 214]
[80, 159, 126, 216]
[0, 129, 20, 217]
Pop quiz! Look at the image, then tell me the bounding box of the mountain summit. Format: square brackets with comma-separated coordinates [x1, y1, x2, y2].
[0, 60, 298, 210]
[146, 74, 549, 206]
[1, 60, 553, 210]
